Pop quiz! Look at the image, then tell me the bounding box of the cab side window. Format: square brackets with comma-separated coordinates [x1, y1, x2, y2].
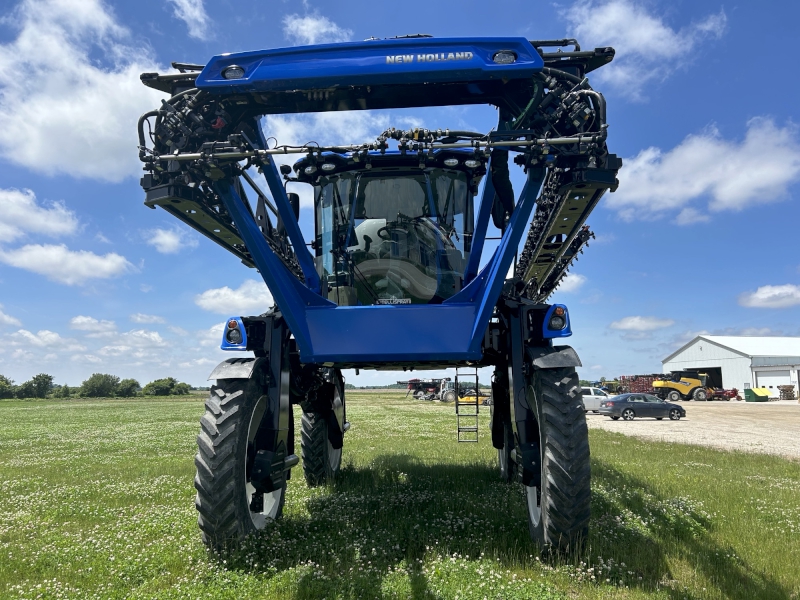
[581, 388, 591, 396]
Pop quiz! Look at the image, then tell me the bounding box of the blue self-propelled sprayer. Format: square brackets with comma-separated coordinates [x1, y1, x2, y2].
[137, 35, 620, 552]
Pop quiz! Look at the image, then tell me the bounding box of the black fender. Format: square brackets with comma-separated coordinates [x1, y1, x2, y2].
[207, 357, 266, 381]
[526, 345, 582, 370]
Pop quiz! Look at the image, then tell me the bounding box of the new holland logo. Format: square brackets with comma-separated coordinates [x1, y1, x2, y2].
[376, 297, 411, 305]
[386, 52, 474, 64]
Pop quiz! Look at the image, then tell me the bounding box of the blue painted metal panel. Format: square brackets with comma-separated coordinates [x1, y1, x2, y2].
[197, 37, 543, 93]
[542, 304, 572, 338]
[259, 156, 321, 293]
[463, 167, 494, 284]
[445, 168, 545, 352]
[304, 304, 481, 363]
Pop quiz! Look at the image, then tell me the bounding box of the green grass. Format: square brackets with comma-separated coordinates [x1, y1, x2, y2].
[0, 392, 798, 599]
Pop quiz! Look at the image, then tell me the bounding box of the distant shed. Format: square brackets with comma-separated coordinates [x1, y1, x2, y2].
[662, 336, 800, 395]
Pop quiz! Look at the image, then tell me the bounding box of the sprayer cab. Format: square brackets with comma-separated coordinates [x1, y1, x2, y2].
[291, 149, 486, 306]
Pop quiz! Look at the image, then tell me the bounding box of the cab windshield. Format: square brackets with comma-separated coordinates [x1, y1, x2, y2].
[314, 169, 473, 305]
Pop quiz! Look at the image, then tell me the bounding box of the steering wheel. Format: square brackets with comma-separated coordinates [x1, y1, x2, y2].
[376, 224, 411, 240]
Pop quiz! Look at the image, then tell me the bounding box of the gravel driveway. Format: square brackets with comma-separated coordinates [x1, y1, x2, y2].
[585, 400, 800, 460]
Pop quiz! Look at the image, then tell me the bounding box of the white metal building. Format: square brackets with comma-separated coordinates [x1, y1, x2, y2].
[662, 336, 800, 395]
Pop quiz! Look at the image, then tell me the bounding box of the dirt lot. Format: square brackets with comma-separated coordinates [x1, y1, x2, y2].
[585, 399, 800, 460]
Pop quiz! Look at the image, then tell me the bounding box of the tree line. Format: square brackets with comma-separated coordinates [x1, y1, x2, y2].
[0, 373, 195, 399]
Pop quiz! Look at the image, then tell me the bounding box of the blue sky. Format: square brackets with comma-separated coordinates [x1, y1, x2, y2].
[0, 0, 798, 387]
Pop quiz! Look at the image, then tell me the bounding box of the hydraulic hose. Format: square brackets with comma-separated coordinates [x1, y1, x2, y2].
[138, 110, 159, 160]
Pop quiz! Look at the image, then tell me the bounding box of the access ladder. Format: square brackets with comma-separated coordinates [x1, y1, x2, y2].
[455, 368, 480, 442]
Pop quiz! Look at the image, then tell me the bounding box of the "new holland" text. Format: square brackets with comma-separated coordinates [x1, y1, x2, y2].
[386, 52, 474, 64]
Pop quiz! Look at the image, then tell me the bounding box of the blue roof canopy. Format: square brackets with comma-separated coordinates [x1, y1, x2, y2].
[194, 37, 543, 113]
[198, 37, 542, 91]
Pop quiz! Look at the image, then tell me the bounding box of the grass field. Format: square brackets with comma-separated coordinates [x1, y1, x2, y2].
[1, 391, 798, 599]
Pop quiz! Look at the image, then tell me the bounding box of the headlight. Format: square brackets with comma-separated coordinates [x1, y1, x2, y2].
[304, 165, 317, 175]
[225, 320, 242, 344]
[321, 163, 336, 172]
[548, 315, 566, 330]
[492, 51, 517, 65]
[222, 65, 245, 79]
[464, 159, 481, 168]
[443, 158, 459, 167]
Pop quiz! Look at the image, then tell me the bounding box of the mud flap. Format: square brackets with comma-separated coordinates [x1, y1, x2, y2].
[490, 368, 510, 450]
[326, 371, 346, 450]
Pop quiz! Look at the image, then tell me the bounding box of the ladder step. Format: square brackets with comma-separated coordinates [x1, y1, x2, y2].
[458, 426, 478, 432]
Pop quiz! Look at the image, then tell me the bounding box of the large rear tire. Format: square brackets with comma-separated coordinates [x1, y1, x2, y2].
[194, 379, 286, 549]
[498, 418, 515, 482]
[301, 379, 344, 486]
[667, 390, 681, 402]
[523, 367, 591, 553]
[301, 411, 342, 486]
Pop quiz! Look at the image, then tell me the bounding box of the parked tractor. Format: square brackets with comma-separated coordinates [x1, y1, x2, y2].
[137, 35, 620, 552]
[653, 371, 714, 401]
[398, 377, 457, 402]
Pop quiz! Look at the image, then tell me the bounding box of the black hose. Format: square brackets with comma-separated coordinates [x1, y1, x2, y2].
[541, 67, 583, 85]
[138, 110, 159, 159]
[578, 90, 606, 129]
[166, 87, 203, 104]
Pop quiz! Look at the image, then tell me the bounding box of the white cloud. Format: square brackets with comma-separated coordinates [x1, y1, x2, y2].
[178, 357, 215, 369]
[145, 227, 199, 254]
[0, 188, 79, 243]
[69, 315, 116, 332]
[609, 119, 800, 221]
[674, 207, 710, 226]
[0, 244, 133, 285]
[71, 354, 103, 364]
[122, 329, 166, 347]
[0, 0, 164, 181]
[563, 0, 726, 97]
[130, 313, 166, 324]
[739, 284, 800, 309]
[199, 322, 226, 347]
[195, 280, 273, 315]
[282, 12, 352, 45]
[556, 273, 587, 293]
[10, 329, 85, 351]
[166, 0, 209, 39]
[0, 305, 22, 327]
[609, 316, 674, 331]
[97, 329, 167, 359]
[12, 349, 35, 360]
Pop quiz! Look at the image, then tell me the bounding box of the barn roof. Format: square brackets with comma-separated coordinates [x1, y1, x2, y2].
[663, 335, 800, 363]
